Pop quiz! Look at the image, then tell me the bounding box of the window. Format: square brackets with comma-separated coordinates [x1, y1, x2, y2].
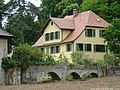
[99, 30, 105, 38]
[85, 29, 95, 37]
[76, 43, 83, 51]
[50, 32, 54, 40]
[94, 45, 105, 52]
[51, 22, 53, 25]
[51, 47, 55, 54]
[41, 48, 44, 52]
[45, 33, 49, 41]
[84, 44, 91, 51]
[51, 46, 60, 54]
[66, 44, 72, 51]
[56, 46, 60, 53]
[55, 31, 60, 39]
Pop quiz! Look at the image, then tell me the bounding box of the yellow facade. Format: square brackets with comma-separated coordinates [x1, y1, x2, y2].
[74, 27, 107, 60]
[41, 21, 107, 62]
[43, 21, 62, 43]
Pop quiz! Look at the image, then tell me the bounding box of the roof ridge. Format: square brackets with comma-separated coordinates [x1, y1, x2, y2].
[86, 11, 91, 25]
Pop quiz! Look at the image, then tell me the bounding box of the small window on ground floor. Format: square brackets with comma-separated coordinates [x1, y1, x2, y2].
[76, 43, 83, 51]
[66, 44, 72, 51]
[94, 45, 106, 52]
[56, 46, 60, 53]
[51, 46, 60, 54]
[51, 47, 55, 54]
[84, 44, 91, 52]
[41, 48, 44, 52]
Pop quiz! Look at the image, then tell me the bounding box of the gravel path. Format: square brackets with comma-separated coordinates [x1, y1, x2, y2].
[0, 75, 120, 90]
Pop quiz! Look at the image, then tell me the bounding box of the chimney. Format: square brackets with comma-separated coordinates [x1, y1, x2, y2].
[73, 9, 78, 18]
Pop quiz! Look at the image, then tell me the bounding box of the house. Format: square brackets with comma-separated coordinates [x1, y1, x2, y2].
[34, 10, 110, 62]
[0, 28, 12, 84]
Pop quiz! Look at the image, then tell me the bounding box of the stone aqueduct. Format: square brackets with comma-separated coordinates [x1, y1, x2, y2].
[5, 64, 113, 84]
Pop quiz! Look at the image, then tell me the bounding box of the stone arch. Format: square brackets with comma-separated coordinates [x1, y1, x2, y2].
[90, 72, 98, 77]
[71, 72, 81, 79]
[48, 72, 61, 80]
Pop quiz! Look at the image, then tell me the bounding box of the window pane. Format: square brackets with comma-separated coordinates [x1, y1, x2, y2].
[85, 29, 96, 37]
[76, 43, 83, 51]
[45, 33, 49, 41]
[66, 44, 72, 51]
[56, 46, 60, 53]
[51, 47, 54, 54]
[92, 29, 95, 37]
[55, 31, 60, 39]
[95, 45, 105, 52]
[99, 30, 105, 37]
[84, 44, 91, 51]
[41, 48, 44, 52]
[88, 29, 92, 37]
[50, 32, 54, 40]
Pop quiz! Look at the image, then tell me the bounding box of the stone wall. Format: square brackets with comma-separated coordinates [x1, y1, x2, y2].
[5, 64, 114, 85]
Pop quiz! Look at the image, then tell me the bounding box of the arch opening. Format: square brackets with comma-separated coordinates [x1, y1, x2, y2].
[90, 73, 98, 78]
[71, 72, 81, 79]
[48, 72, 61, 81]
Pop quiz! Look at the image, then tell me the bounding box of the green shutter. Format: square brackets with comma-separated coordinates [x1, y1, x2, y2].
[94, 45, 96, 52]
[105, 45, 108, 53]
[84, 44, 87, 51]
[85, 29, 88, 37]
[58, 31, 60, 39]
[92, 29, 95, 37]
[99, 30, 102, 37]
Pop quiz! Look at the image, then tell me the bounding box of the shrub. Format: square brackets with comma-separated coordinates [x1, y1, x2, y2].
[11, 44, 44, 68]
[104, 54, 115, 65]
[57, 53, 69, 64]
[82, 58, 93, 66]
[71, 51, 84, 64]
[42, 74, 53, 82]
[66, 74, 73, 81]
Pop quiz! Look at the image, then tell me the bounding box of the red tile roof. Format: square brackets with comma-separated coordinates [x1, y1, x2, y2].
[34, 11, 110, 47]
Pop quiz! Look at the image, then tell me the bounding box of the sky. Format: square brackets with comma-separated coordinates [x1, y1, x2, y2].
[4, 0, 41, 7]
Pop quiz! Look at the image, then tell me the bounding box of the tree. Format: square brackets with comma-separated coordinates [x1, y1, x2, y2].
[0, 0, 4, 28]
[104, 18, 120, 59]
[4, 0, 41, 51]
[55, 0, 82, 17]
[81, 0, 120, 23]
[38, 0, 61, 29]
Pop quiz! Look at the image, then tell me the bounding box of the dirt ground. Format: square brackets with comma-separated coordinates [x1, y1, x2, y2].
[0, 75, 120, 90]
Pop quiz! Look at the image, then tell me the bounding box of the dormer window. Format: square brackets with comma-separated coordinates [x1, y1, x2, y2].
[45, 33, 49, 41]
[50, 32, 54, 40]
[85, 29, 95, 37]
[55, 31, 60, 39]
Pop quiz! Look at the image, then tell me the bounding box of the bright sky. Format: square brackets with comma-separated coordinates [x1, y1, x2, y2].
[4, 0, 41, 7]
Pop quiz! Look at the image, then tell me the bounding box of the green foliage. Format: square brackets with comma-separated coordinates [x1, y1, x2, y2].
[57, 53, 69, 64]
[104, 18, 120, 59]
[82, 58, 93, 66]
[42, 74, 53, 82]
[2, 44, 57, 68]
[66, 74, 73, 81]
[81, 0, 120, 23]
[104, 54, 116, 66]
[12, 44, 43, 68]
[0, 0, 4, 28]
[43, 55, 56, 65]
[55, 0, 82, 17]
[71, 51, 84, 64]
[3, 0, 41, 53]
